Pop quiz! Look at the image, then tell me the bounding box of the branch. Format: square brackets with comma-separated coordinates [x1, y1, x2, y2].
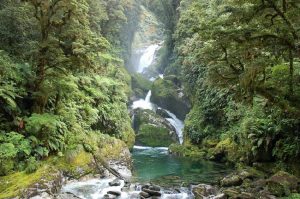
[221, 46, 242, 74]
[249, 33, 294, 48]
[265, 0, 298, 40]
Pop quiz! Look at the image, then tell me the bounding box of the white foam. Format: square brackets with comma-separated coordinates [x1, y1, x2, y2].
[165, 110, 184, 144]
[131, 91, 154, 111]
[138, 44, 160, 73]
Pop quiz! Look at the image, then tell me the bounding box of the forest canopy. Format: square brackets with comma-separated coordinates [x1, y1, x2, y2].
[0, 0, 138, 176]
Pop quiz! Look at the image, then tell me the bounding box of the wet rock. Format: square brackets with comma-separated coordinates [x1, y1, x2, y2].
[141, 184, 150, 189]
[223, 188, 240, 198]
[258, 190, 277, 199]
[149, 185, 161, 191]
[140, 191, 151, 198]
[133, 109, 179, 146]
[109, 179, 121, 186]
[192, 184, 217, 198]
[174, 188, 181, 193]
[56, 193, 81, 199]
[220, 174, 243, 187]
[213, 193, 226, 199]
[22, 170, 64, 198]
[266, 171, 299, 197]
[107, 190, 121, 197]
[151, 77, 190, 120]
[239, 192, 255, 199]
[103, 194, 117, 199]
[142, 188, 162, 196]
[156, 108, 170, 118]
[239, 170, 253, 180]
[29, 192, 51, 199]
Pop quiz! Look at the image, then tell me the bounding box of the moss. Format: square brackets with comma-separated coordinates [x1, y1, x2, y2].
[0, 165, 56, 199]
[121, 127, 135, 149]
[136, 124, 174, 147]
[131, 74, 152, 98]
[0, 133, 132, 198]
[282, 194, 300, 199]
[169, 143, 206, 159]
[151, 78, 189, 120]
[99, 137, 128, 159]
[208, 138, 239, 162]
[267, 171, 299, 197]
[48, 150, 93, 179]
[0, 159, 14, 176]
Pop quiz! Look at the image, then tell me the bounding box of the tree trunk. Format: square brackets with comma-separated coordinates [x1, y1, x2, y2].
[288, 48, 294, 96]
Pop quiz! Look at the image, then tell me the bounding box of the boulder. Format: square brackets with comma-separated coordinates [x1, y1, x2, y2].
[149, 185, 161, 191]
[192, 184, 217, 198]
[107, 191, 121, 197]
[133, 109, 179, 146]
[213, 193, 226, 199]
[139, 191, 151, 198]
[151, 78, 190, 120]
[103, 194, 117, 199]
[131, 74, 152, 99]
[223, 188, 240, 198]
[239, 192, 255, 199]
[266, 171, 299, 197]
[109, 179, 121, 186]
[142, 188, 162, 196]
[220, 174, 243, 187]
[156, 108, 170, 118]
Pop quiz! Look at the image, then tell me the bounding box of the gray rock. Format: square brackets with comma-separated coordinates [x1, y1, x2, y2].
[149, 185, 161, 191]
[192, 184, 217, 198]
[142, 188, 161, 196]
[266, 171, 299, 197]
[213, 193, 226, 199]
[103, 194, 117, 199]
[220, 174, 243, 187]
[109, 179, 121, 186]
[140, 191, 151, 198]
[107, 191, 121, 196]
[223, 188, 240, 198]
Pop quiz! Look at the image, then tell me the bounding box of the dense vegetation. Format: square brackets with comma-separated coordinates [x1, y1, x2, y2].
[170, 0, 300, 164]
[0, 0, 139, 176]
[1, 0, 300, 197]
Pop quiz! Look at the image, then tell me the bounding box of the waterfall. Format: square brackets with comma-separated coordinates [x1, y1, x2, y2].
[131, 90, 153, 110]
[145, 90, 151, 103]
[138, 44, 160, 73]
[165, 110, 184, 144]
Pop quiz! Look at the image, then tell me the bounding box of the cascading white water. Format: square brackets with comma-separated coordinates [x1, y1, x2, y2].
[131, 90, 154, 110]
[61, 178, 191, 199]
[138, 44, 160, 73]
[145, 90, 151, 103]
[132, 91, 184, 144]
[165, 110, 184, 144]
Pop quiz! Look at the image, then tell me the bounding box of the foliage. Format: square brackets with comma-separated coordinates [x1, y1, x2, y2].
[0, 0, 136, 176]
[172, 0, 300, 163]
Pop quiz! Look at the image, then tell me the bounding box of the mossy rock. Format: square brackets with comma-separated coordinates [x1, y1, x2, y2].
[136, 124, 175, 147]
[169, 143, 206, 159]
[131, 73, 152, 98]
[208, 138, 239, 162]
[0, 165, 62, 199]
[267, 171, 299, 197]
[0, 159, 14, 176]
[282, 193, 300, 199]
[133, 109, 179, 145]
[151, 78, 190, 120]
[121, 127, 135, 149]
